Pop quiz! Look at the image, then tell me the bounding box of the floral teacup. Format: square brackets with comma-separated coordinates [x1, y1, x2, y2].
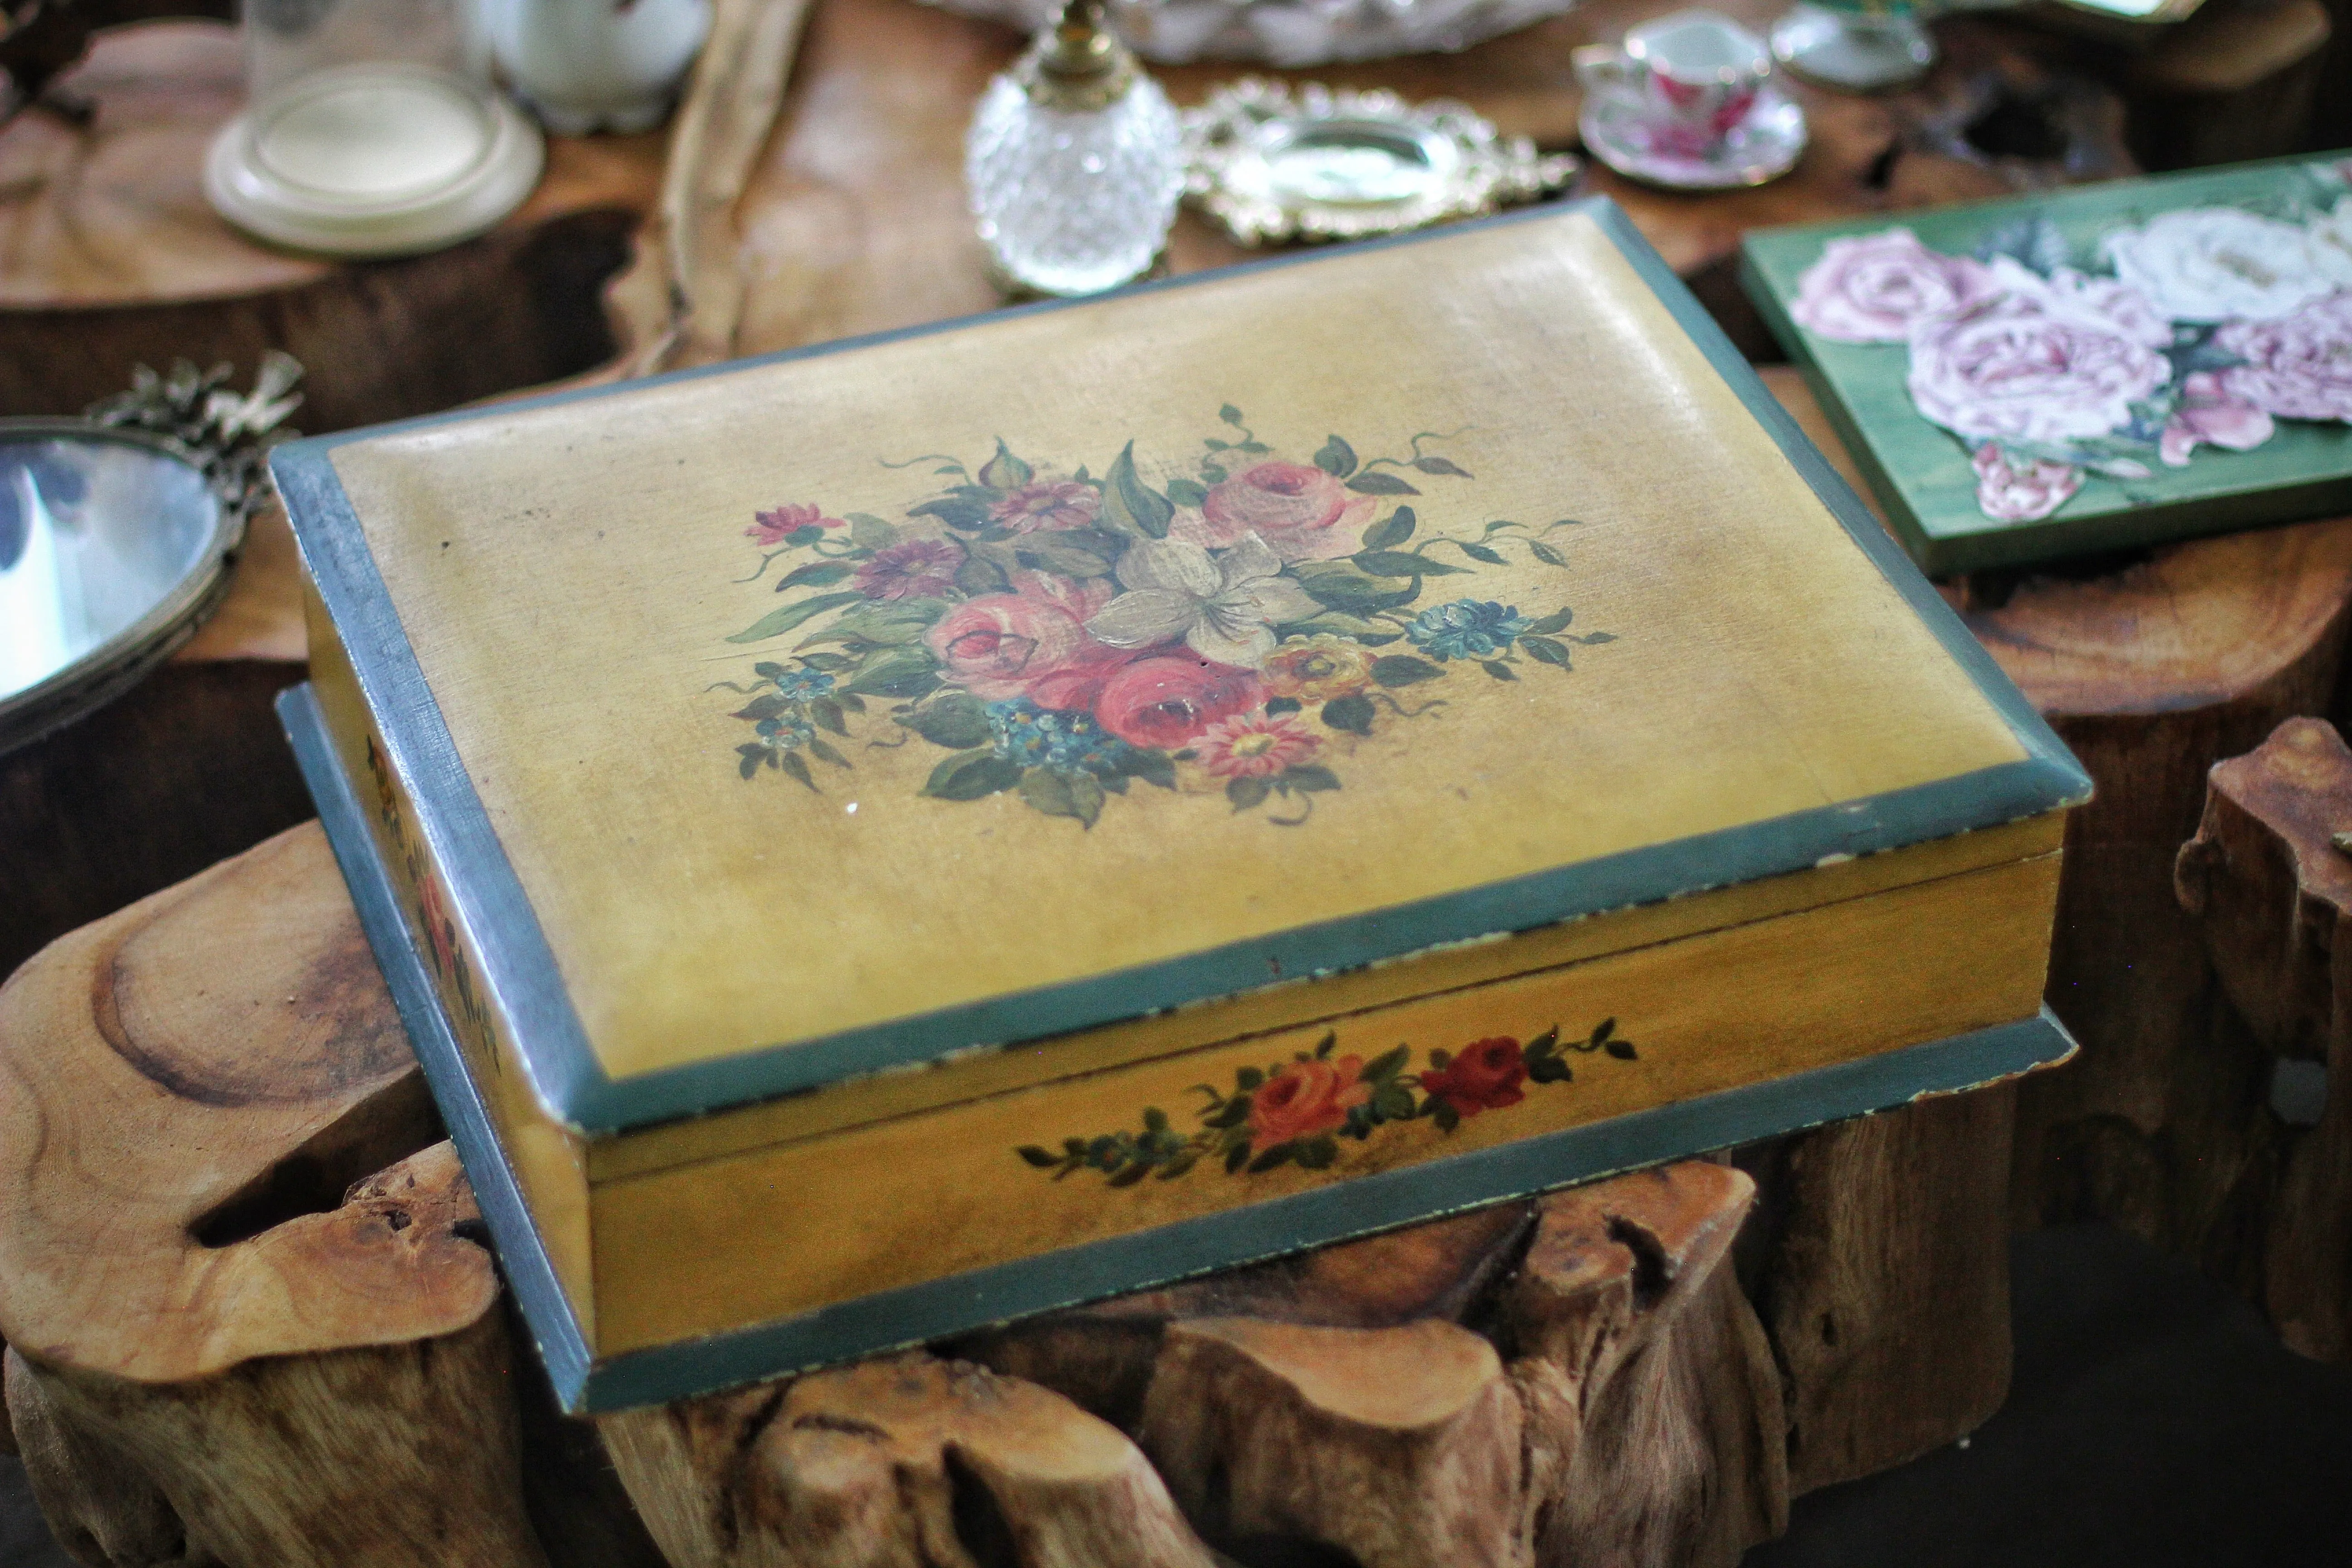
[1573, 11, 1775, 160]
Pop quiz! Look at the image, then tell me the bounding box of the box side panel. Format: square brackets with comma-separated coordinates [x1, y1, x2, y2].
[591, 846, 2061, 1357]
[302, 602, 597, 1339]
[595, 809, 2067, 1179]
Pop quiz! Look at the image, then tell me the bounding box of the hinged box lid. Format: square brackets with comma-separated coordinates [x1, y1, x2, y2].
[277, 199, 2087, 1142]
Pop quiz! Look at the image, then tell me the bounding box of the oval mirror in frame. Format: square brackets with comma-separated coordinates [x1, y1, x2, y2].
[0, 421, 243, 757]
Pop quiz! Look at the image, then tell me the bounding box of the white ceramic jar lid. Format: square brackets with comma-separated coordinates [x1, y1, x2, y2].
[205, 64, 545, 258]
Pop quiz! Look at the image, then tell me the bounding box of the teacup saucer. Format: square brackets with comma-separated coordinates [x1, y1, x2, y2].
[1579, 83, 1807, 191]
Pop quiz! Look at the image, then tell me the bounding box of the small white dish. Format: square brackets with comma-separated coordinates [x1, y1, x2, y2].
[205, 64, 545, 259]
[1580, 79, 1807, 191]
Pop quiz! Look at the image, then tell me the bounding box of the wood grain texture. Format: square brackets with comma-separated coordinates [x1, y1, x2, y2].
[2176, 717, 2352, 1362]
[1765, 361, 2352, 1279]
[0, 824, 546, 1566]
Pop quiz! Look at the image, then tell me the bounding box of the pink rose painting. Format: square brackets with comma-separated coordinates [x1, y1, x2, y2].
[1019, 1019, 1637, 1185]
[1788, 227, 1995, 344]
[713, 405, 1603, 824]
[1790, 196, 2352, 529]
[1174, 460, 1377, 561]
[2217, 291, 2352, 422]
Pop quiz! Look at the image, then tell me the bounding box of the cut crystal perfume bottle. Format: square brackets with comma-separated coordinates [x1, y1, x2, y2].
[965, 0, 1184, 298]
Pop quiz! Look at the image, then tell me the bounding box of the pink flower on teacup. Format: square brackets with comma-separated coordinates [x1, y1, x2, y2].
[1970, 445, 2081, 524]
[926, 573, 1115, 702]
[1174, 461, 1374, 562]
[2215, 290, 2352, 422]
[2159, 372, 2276, 467]
[1789, 228, 1997, 344]
[1906, 274, 2171, 446]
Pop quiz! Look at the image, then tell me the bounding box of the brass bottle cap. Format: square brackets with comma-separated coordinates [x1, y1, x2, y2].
[1018, 0, 1136, 113]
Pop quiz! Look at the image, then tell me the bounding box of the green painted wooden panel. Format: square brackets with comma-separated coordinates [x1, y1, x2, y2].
[1743, 154, 2352, 575]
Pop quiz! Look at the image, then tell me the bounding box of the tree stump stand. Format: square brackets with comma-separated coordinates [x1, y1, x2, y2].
[0, 823, 2038, 1565]
[2176, 717, 2352, 1363]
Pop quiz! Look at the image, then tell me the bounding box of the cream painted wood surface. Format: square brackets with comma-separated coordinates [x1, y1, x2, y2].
[325, 209, 2029, 1085]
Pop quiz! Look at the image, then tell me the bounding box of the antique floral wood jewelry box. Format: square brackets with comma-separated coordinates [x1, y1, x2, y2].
[274, 200, 2089, 1413]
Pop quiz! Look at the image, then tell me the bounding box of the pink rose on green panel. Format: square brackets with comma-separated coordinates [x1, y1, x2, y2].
[746, 502, 844, 545]
[1093, 654, 1263, 750]
[854, 538, 964, 600]
[1789, 228, 1997, 344]
[1907, 277, 2170, 446]
[2216, 291, 2352, 422]
[926, 574, 1114, 702]
[1970, 444, 2080, 524]
[1175, 461, 1374, 561]
[990, 479, 1101, 534]
[2159, 372, 2275, 467]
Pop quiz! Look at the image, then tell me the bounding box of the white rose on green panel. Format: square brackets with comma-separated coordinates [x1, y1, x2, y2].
[2101, 207, 2344, 323]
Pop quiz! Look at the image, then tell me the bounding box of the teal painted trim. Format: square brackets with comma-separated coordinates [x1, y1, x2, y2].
[575, 1008, 2074, 1412]
[278, 683, 595, 1408]
[290, 672, 2079, 1416]
[276, 197, 2089, 1137]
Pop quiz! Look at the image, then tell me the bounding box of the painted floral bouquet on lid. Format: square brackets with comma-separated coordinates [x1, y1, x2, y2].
[1788, 161, 2352, 524]
[711, 405, 1608, 828]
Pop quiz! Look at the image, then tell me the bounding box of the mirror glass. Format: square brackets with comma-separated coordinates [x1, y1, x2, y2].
[0, 433, 221, 706]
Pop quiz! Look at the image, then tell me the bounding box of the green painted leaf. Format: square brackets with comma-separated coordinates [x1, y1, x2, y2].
[1455, 542, 1507, 565]
[1431, 1101, 1460, 1134]
[752, 662, 787, 678]
[847, 513, 898, 550]
[1247, 1143, 1292, 1173]
[1200, 462, 1228, 485]
[1481, 660, 1518, 681]
[1521, 636, 1572, 668]
[1225, 1144, 1251, 1174]
[1361, 505, 1415, 551]
[1142, 1106, 1170, 1132]
[978, 438, 1033, 490]
[1107, 1162, 1149, 1187]
[1014, 539, 1115, 578]
[1118, 749, 1178, 789]
[1314, 436, 1358, 478]
[1606, 1039, 1637, 1061]
[1278, 611, 1399, 643]
[1319, 696, 1374, 736]
[1020, 767, 1104, 828]
[736, 744, 764, 781]
[1524, 608, 1573, 635]
[809, 698, 848, 735]
[1102, 441, 1175, 539]
[1524, 1025, 1559, 1057]
[923, 749, 1022, 800]
[1346, 471, 1420, 496]
[1592, 1018, 1616, 1044]
[898, 691, 991, 749]
[1264, 696, 1303, 716]
[1166, 477, 1209, 509]
[1226, 775, 1271, 812]
[1220, 404, 1245, 426]
[1369, 655, 1442, 688]
[1412, 455, 1472, 478]
[1156, 1153, 1198, 1180]
[1314, 1031, 1337, 1058]
[776, 560, 854, 592]
[1363, 1044, 1410, 1082]
[807, 736, 850, 769]
[823, 597, 949, 647]
[1528, 1058, 1572, 1084]
[1575, 632, 1618, 645]
[779, 751, 817, 792]
[1017, 1145, 1059, 1167]
[726, 591, 862, 643]
[1293, 562, 1419, 615]
[841, 645, 941, 698]
[1236, 1067, 1264, 1090]
[798, 651, 853, 671]
[1294, 1136, 1338, 1171]
[1353, 550, 1469, 578]
[1283, 764, 1340, 792]
[907, 496, 991, 530]
[1530, 542, 1568, 567]
[956, 553, 1012, 597]
[731, 694, 789, 721]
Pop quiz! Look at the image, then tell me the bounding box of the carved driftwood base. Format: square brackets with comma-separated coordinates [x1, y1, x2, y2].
[0, 823, 2023, 1565]
[2176, 717, 2352, 1364]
